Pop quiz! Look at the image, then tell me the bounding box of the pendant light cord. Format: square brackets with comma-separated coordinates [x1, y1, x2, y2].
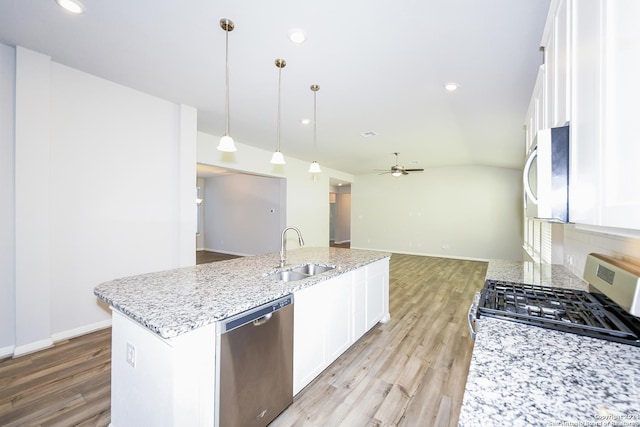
[277, 64, 282, 151]
[313, 89, 317, 160]
[224, 25, 230, 136]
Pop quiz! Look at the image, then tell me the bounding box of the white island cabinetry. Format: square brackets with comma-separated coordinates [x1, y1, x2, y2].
[96, 248, 391, 426]
[293, 258, 390, 395]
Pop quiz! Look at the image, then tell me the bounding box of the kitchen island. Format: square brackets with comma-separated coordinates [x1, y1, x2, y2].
[458, 260, 640, 426]
[94, 247, 390, 427]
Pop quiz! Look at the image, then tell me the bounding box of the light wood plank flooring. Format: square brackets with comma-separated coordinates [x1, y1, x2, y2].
[271, 254, 486, 427]
[0, 254, 486, 426]
[0, 327, 111, 426]
[196, 250, 242, 265]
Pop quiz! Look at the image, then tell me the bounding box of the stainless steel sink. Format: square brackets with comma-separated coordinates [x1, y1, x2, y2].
[292, 263, 336, 275]
[269, 263, 336, 282]
[272, 270, 309, 282]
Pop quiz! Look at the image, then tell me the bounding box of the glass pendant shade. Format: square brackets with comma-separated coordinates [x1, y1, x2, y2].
[217, 135, 237, 152]
[392, 171, 403, 177]
[308, 161, 322, 173]
[270, 150, 285, 165]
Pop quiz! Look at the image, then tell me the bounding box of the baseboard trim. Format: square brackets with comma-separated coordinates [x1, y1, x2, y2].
[0, 345, 16, 359]
[201, 248, 253, 257]
[51, 319, 112, 343]
[13, 338, 54, 358]
[349, 246, 489, 263]
[9, 319, 112, 359]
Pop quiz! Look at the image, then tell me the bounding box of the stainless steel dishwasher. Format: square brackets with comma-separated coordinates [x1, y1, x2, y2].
[215, 294, 294, 427]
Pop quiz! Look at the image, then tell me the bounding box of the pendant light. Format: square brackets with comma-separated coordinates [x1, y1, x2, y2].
[308, 84, 322, 173]
[217, 18, 237, 152]
[270, 58, 287, 164]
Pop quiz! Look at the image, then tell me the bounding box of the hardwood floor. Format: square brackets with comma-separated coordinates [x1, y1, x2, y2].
[196, 250, 242, 264]
[0, 254, 486, 426]
[0, 327, 111, 427]
[271, 254, 487, 427]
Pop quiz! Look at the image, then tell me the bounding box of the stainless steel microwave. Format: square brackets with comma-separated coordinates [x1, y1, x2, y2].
[523, 125, 569, 222]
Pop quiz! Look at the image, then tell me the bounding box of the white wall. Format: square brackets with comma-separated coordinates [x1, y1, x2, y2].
[202, 173, 285, 256]
[7, 46, 197, 357]
[352, 165, 524, 261]
[197, 132, 354, 250]
[562, 226, 640, 279]
[0, 43, 16, 355]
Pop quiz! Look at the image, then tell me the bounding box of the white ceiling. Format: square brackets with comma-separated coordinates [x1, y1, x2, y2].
[0, 0, 550, 175]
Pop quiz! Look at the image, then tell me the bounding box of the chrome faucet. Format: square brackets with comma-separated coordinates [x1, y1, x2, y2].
[279, 226, 304, 267]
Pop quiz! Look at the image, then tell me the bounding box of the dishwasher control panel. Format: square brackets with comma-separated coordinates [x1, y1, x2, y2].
[220, 294, 293, 333]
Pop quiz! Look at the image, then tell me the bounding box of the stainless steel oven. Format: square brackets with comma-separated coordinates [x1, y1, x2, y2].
[469, 253, 640, 346]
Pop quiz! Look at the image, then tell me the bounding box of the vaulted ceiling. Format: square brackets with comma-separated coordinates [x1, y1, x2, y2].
[0, 0, 550, 175]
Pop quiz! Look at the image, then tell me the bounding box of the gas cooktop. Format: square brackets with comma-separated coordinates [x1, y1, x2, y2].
[477, 280, 640, 346]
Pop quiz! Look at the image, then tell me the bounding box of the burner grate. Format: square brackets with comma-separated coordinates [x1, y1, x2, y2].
[479, 281, 638, 341]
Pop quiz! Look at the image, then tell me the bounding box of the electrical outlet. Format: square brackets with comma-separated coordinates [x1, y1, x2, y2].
[126, 342, 136, 368]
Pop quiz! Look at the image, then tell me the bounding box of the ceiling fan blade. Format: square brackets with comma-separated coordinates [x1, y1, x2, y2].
[404, 168, 424, 172]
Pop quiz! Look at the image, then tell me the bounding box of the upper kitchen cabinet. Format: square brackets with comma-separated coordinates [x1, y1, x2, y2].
[569, 0, 640, 231]
[524, 65, 546, 154]
[541, 0, 571, 129]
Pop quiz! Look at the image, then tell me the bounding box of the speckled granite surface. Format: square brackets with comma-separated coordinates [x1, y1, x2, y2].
[94, 247, 389, 338]
[459, 261, 640, 426]
[459, 317, 640, 427]
[486, 259, 587, 290]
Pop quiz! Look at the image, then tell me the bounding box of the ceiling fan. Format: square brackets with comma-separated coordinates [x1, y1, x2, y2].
[378, 152, 424, 177]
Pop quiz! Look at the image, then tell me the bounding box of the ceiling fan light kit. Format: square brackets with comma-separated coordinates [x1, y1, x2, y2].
[217, 18, 237, 152]
[270, 58, 287, 165]
[380, 152, 424, 177]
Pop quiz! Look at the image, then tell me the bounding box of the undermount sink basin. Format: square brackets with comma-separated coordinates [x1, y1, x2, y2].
[269, 263, 336, 282]
[272, 270, 309, 282]
[292, 263, 336, 275]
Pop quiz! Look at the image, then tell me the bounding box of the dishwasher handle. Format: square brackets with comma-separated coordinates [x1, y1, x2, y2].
[252, 313, 272, 326]
[467, 292, 481, 340]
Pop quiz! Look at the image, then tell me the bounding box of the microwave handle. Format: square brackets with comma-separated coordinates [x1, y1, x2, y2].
[523, 147, 538, 205]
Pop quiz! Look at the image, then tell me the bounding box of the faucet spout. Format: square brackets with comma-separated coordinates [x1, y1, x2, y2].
[280, 226, 304, 268]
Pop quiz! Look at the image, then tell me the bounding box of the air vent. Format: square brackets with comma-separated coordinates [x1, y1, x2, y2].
[360, 130, 377, 138]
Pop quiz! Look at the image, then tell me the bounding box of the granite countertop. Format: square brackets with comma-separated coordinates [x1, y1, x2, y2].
[459, 260, 640, 426]
[94, 247, 390, 339]
[485, 259, 587, 290]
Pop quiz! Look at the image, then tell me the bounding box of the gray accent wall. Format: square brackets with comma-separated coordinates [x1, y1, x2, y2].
[203, 174, 286, 256]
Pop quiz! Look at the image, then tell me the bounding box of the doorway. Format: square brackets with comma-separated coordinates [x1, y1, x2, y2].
[329, 180, 351, 248]
[196, 163, 286, 257]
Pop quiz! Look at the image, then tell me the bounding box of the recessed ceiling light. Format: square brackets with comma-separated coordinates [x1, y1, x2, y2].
[444, 82, 459, 92]
[288, 29, 307, 44]
[55, 0, 85, 14]
[300, 118, 310, 125]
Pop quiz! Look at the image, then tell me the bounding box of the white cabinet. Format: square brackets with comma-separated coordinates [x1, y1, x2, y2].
[365, 258, 389, 330]
[292, 277, 329, 394]
[524, 65, 546, 154]
[569, 0, 640, 231]
[293, 271, 353, 395]
[293, 259, 390, 395]
[352, 267, 367, 341]
[542, 0, 571, 128]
